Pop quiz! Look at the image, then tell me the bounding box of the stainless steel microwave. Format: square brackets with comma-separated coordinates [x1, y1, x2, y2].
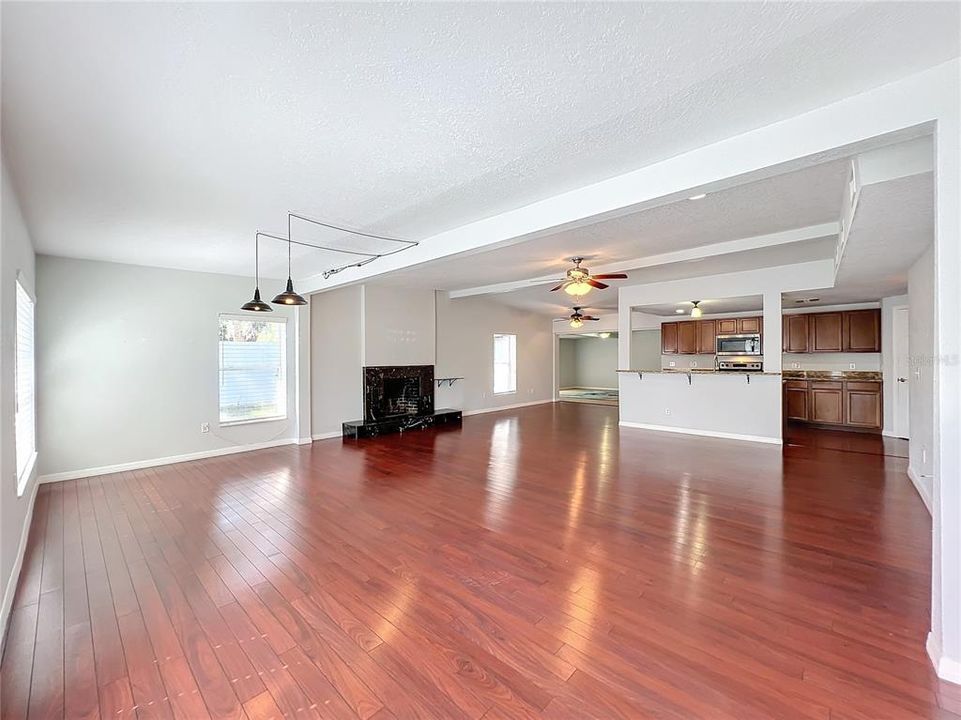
[716, 333, 761, 356]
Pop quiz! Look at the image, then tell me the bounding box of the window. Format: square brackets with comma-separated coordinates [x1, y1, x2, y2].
[493, 333, 516, 394]
[15, 278, 36, 495]
[219, 316, 287, 424]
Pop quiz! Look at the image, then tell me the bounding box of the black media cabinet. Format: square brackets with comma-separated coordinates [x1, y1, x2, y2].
[342, 409, 462, 439]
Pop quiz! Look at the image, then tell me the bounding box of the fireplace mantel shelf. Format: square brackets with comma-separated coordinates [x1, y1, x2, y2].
[435, 377, 464, 387]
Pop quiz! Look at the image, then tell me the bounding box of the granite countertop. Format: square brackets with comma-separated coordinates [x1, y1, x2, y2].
[616, 369, 782, 376]
[781, 370, 882, 381]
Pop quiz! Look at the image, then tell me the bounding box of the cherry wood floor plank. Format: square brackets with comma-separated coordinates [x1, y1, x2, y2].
[1, 406, 955, 720]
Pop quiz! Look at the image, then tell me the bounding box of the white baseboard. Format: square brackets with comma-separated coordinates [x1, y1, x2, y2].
[462, 399, 554, 417]
[1, 478, 40, 657]
[928, 632, 961, 685]
[907, 466, 934, 514]
[618, 421, 783, 445]
[295, 437, 313, 445]
[311, 431, 342, 441]
[37, 437, 299, 484]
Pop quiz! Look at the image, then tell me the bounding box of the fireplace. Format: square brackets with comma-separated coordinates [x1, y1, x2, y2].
[363, 365, 434, 422]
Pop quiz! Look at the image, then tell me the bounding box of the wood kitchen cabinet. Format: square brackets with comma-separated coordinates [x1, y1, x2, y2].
[783, 378, 882, 432]
[845, 381, 882, 427]
[810, 382, 844, 424]
[809, 312, 844, 352]
[696, 320, 716, 354]
[677, 321, 698, 354]
[844, 309, 881, 352]
[661, 322, 678, 354]
[782, 314, 810, 353]
[738, 316, 762, 334]
[716, 318, 738, 334]
[783, 380, 809, 421]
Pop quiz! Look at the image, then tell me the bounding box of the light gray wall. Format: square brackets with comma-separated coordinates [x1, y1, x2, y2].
[908, 245, 934, 503]
[571, 336, 618, 388]
[630, 330, 661, 371]
[363, 284, 435, 366]
[781, 352, 881, 371]
[435, 292, 553, 413]
[558, 338, 577, 388]
[662, 354, 715, 370]
[310, 285, 363, 437]
[36, 256, 299, 477]
[1, 161, 37, 641]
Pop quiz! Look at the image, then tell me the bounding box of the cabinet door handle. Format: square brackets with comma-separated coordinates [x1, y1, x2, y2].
[897, 377, 908, 383]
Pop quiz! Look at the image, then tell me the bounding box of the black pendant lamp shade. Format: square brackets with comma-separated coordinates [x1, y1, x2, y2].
[272, 276, 308, 306]
[241, 233, 273, 312]
[271, 216, 308, 306]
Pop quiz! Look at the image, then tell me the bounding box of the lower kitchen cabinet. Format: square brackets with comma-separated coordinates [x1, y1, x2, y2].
[782, 379, 882, 432]
[810, 382, 844, 424]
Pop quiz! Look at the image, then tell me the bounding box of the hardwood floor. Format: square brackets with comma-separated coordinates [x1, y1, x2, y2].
[2, 402, 957, 719]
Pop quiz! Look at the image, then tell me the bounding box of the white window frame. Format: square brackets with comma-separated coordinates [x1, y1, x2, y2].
[15, 275, 37, 496]
[492, 333, 517, 395]
[218, 314, 288, 427]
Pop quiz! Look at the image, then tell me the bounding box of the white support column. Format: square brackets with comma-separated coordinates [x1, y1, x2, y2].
[294, 302, 312, 444]
[762, 291, 782, 374]
[617, 290, 632, 370]
[930, 63, 961, 685]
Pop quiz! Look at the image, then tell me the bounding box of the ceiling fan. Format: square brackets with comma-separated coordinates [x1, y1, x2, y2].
[549, 257, 628, 297]
[560, 306, 600, 328]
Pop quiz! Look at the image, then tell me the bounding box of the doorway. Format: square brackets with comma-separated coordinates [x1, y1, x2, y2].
[557, 333, 619, 405]
[892, 305, 911, 439]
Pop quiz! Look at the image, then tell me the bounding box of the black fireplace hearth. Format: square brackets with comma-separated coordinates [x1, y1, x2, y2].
[342, 365, 461, 438]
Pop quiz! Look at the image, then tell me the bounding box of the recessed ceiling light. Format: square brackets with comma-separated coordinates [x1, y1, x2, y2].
[688, 193, 707, 200]
[675, 308, 685, 314]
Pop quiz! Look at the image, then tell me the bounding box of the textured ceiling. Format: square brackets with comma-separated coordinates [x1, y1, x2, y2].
[2, 2, 958, 280]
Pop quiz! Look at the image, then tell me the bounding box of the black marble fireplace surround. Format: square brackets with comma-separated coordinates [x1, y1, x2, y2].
[363, 365, 434, 422]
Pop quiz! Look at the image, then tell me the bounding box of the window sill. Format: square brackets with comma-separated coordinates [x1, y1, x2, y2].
[493, 391, 517, 396]
[220, 415, 288, 428]
[17, 451, 37, 498]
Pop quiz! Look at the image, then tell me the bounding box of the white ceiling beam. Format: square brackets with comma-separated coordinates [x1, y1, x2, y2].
[448, 222, 838, 299]
[300, 61, 951, 296]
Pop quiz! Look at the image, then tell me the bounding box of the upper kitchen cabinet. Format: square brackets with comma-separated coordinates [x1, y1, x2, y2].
[783, 314, 810, 353]
[738, 316, 762, 334]
[844, 309, 881, 352]
[697, 320, 716, 354]
[677, 321, 698, 354]
[661, 322, 678, 354]
[716, 318, 738, 334]
[809, 312, 844, 352]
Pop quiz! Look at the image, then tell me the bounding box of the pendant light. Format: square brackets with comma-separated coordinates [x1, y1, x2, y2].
[272, 215, 308, 306]
[690, 300, 703, 318]
[241, 233, 273, 312]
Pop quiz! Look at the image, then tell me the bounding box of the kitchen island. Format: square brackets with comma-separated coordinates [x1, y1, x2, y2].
[616, 368, 783, 444]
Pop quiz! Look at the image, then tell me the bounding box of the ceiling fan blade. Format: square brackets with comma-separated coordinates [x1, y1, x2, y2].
[549, 281, 568, 292]
[582, 316, 599, 320]
[591, 273, 628, 280]
[586, 279, 609, 289]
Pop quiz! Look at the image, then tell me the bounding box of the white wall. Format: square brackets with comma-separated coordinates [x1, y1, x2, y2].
[781, 352, 882, 372]
[630, 329, 661, 371]
[558, 339, 577, 388]
[310, 285, 363, 438]
[35, 256, 300, 478]
[619, 374, 782, 444]
[908, 247, 935, 508]
[435, 292, 553, 413]
[363, 284, 435, 366]
[662, 354, 715, 370]
[1, 161, 38, 648]
[567, 336, 618, 388]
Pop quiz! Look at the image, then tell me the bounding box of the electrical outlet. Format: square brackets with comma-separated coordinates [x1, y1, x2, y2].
[792, 362, 800, 369]
[665, 408, 672, 416]
[669, 361, 676, 367]
[691, 361, 697, 368]
[849, 363, 856, 370]
[200, 423, 210, 434]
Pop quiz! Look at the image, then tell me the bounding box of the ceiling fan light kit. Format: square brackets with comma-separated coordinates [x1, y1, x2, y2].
[690, 300, 703, 318]
[549, 257, 628, 298]
[563, 306, 601, 328]
[242, 212, 417, 312]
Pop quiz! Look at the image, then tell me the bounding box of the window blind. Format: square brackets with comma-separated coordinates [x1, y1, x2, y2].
[219, 316, 287, 424]
[15, 279, 36, 492]
[493, 333, 517, 394]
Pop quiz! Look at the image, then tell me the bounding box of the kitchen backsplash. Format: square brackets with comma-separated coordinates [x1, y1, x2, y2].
[781, 352, 881, 372]
[661, 354, 716, 370]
